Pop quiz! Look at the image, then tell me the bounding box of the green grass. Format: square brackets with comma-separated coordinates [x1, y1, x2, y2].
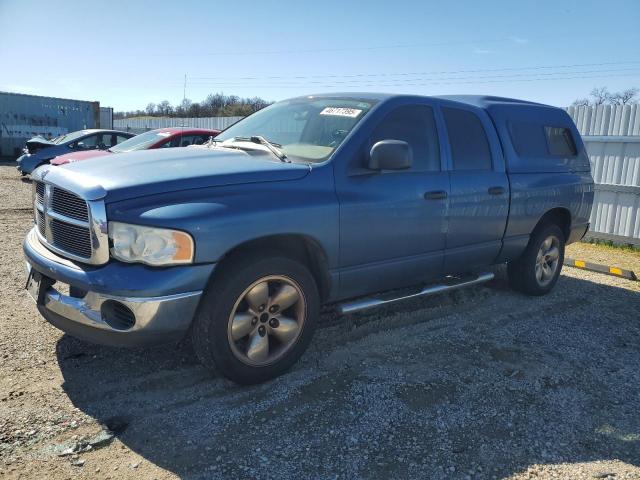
[582, 238, 640, 254]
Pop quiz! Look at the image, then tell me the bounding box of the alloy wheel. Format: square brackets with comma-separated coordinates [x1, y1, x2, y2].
[535, 235, 560, 286]
[227, 275, 306, 366]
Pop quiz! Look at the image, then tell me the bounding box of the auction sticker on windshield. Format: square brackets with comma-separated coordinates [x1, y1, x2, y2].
[320, 107, 363, 118]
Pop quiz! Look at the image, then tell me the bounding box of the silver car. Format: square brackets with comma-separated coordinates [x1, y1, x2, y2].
[16, 129, 134, 175]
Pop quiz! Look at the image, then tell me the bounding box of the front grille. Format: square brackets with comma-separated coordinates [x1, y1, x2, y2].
[35, 182, 45, 206]
[51, 187, 89, 222]
[31, 176, 108, 264]
[36, 209, 45, 236]
[50, 218, 92, 258]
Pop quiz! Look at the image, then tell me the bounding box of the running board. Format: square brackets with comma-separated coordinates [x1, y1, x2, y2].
[337, 272, 495, 315]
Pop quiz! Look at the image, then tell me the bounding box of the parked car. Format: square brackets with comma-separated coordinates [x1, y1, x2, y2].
[16, 129, 135, 175]
[23, 93, 594, 384]
[50, 128, 220, 166]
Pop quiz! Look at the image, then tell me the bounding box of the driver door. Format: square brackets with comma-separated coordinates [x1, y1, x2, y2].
[334, 103, 449, 299]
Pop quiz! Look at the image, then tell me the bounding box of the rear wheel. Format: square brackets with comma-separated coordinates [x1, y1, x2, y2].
[508, 223, 565, 296]
[192, 253, 319, 384]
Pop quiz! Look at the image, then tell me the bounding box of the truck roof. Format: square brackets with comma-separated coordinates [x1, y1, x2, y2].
[305, 92, 560, 112]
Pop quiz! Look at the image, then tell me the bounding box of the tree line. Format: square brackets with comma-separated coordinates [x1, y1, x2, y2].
[572, 86, 639, 107]
[114, 93, 272, 119]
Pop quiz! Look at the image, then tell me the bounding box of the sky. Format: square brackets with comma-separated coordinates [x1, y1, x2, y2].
[0, 0, 639, 111]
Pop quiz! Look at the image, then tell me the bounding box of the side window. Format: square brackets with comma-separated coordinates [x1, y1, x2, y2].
[157, 138, 173, 148]
[442, 107, 492, 170]
[178, 135, 201, 147]
[368, 105, 440, 171]
[545, 126, 576, 156]
[509, 122, 577, 158]
[77, 134, 98, 150]
[508, 122, 546, 157]
[116, 134, 130, 144]
[98, 133, 116, 148]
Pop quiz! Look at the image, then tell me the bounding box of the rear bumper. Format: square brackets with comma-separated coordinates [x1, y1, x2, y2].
[23, 228, 214, 347]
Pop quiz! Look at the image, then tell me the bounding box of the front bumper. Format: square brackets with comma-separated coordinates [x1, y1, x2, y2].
[23, 228, 214, 347]
[35, 271, 201, 347]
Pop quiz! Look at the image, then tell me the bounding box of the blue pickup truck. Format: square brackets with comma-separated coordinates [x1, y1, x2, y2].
[23, 93, 593, 384]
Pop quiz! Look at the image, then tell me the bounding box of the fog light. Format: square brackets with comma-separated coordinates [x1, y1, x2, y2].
[101, 300, 136, 330]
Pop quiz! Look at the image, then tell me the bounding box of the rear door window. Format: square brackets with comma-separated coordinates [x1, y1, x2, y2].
[442, 107, 492, 170]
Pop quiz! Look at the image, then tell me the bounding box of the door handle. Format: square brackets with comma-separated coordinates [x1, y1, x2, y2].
[424, 190, 447, 200]
[488, 186, 505, 195]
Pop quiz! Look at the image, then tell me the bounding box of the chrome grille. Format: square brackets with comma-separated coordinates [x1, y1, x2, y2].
[35, 182, 45, 205]
[51, 188, 89, 222]
[31, 177, 109, 264]
[50, 219, 92, 258]
[36, 209, 46, 236]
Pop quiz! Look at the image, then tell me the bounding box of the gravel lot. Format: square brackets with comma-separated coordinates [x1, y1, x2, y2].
[1, 163, 639, 480]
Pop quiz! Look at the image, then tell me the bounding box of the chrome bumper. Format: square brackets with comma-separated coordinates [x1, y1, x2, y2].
[26, 262, 202, 347]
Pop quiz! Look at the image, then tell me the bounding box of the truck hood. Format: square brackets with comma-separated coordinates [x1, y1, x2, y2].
[34, 146, 311, 203]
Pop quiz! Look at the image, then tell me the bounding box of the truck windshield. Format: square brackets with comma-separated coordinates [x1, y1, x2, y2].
[216, 97, 376, 162]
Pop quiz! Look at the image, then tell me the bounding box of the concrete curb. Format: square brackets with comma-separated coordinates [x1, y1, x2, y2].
[564, 257, 637, 281]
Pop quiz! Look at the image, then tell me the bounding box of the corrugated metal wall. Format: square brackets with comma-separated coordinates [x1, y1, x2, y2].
[113, 116, 243, 134]
[583, 136, 640, 245]
[567, 104, 640, 136]
[0, 91, 100, 157]
[99, 107, 113, 129]
[566, 105, 640, 245]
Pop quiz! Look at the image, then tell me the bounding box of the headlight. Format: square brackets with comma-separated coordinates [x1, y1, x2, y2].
[108, 222, 194, 266]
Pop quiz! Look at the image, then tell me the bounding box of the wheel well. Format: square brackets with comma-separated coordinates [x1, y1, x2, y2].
[537, 208, 571, 240]
[216, 235, 331, 301]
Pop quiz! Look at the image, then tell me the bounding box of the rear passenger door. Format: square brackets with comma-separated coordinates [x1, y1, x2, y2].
[441, 106, 509, 273]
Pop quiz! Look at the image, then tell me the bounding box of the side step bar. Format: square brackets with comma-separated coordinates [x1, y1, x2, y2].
[337, 272, 495, 315]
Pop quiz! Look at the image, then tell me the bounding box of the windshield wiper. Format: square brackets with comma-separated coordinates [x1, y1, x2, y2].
[233, 136, 288, 162]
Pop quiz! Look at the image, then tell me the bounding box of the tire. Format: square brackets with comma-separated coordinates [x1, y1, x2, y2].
[192, 252, 319, 384]
[507, 223, 565, 296]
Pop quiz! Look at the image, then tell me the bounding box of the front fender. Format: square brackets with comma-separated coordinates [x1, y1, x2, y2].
[106, 165, 340, 268]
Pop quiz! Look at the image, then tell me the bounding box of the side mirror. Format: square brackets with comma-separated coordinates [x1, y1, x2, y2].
[368, 140, 412, 170]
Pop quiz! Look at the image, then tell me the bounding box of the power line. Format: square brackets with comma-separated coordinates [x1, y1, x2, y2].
[171, 71, 640, 89]
[185, 67, 640, 87]
[188, 61, 640, 81]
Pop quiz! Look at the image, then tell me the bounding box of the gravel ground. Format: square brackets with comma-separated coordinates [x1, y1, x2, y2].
[1, 163, 639, 479]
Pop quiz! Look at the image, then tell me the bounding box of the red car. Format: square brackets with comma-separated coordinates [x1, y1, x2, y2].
[50, 127, 220, 165]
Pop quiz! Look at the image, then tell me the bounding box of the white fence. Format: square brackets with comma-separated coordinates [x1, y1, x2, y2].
[583, 136, 640, 245]
[567, 104, 640, 136]
[113, 116, 243, 134]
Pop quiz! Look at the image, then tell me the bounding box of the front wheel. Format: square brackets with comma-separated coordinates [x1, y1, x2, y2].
[507, 223, 565, 296]
[192, 253, 319, 384]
